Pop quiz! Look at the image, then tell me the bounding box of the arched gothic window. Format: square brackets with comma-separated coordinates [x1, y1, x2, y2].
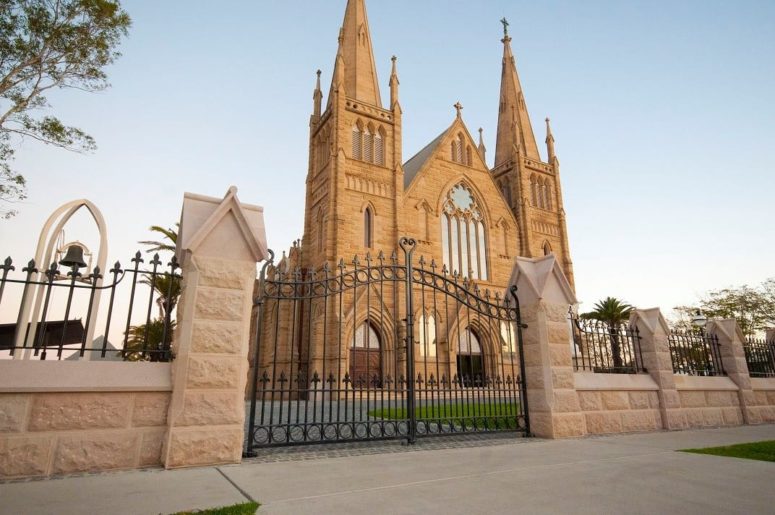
[352, 124, 362, 160]
[375, 130, 385, 166]
[543, 241, 553, 256]
[501, 178, 512, 206]
[466, 146, 473, 166]
[544, 179, 553, 211]
[364, 207, 374, 248]
[418, 314, 436, 357]
[317, 209, 325, 252]
[364, 127, 374, 163]
[440, 184, 488, 280]
[352, 321, 380, 349]
[530, 174, 539, 207]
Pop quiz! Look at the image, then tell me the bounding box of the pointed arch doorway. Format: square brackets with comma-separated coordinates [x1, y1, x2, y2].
[350, 321, 382, 387]
[457, 328, 484, 387]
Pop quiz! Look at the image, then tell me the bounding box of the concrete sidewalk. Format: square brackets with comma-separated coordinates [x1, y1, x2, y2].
[2, 425, 774, 515]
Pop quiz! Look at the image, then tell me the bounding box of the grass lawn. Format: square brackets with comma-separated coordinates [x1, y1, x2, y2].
[172, 501, 259, 515]
[369, 402, 520, 429]
[681, 440, 775, 462]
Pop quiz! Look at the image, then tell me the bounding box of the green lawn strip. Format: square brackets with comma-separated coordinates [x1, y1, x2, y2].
[171, 501, 260, 515]
[681, 440, 775, 462]
[369, 402, 520, 429]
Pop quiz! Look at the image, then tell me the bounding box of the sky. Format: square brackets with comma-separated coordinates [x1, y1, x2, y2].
[1, 0, 774, 320]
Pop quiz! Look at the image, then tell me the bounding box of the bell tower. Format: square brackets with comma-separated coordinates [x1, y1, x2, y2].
[301, 0, 403, 271]
[492, 19, 575, 289]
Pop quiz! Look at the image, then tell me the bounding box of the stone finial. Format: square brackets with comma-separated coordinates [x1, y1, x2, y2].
[454, 101, 463, 119]
[478, 128, 487, 162]
[390, 56, 400, 108]
[545, 117, 556, 162]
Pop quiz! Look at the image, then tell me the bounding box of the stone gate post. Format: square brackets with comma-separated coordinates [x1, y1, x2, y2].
[629, 309, 685, 430]
[509, 255, 585, 438]
[707, 319, 758, 424]
[162, 188, 267, 468]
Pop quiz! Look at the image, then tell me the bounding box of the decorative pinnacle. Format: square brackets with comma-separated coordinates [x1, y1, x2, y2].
[454, 101, 463, 118]
[501, 17, 510, 37]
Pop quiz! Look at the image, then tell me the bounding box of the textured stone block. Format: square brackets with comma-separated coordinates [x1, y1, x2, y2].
[628, 392, 651, 410]
[664, 409, 688, 430]
[754, 391, 768, 405]
[191, 321, 243, 354]
[553, 390, 581, 413]
[543, 304, 569, 323]
[578, 391, 602, 412]
[601, 391, 630, 411]
[552, 413, 586, 438]
[194, 288, 245, 321]
[706, 391, 734, 408]
[187, 357, 240, 389]
[766, 391, 775, 405]
[0, 394, 29, 432]
[547, 323, 569, 344]
[196, 259, 253, 290]
[685, 409, 706, 428]
[53, 433, 139, 475]
[28, 393, 131, 431]
[551, 368, 575, 389]
[0, 436, 52, 478]
[165, 428, 243, 468]
[139, 429, 165, 467]
[721, 407, 743, 426]
[621, 410, 656, 432]
[648, 391, 661, 409]
[178, 392, 242, 427]
[585, 412, 622, 434]
[703, 408, 725, 427]
[679, 391, 707, 409]
[549, 345, 572, 367]
[132, 393, 170, 427]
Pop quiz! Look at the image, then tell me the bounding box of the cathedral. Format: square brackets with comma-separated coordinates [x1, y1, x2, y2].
[252, 0, 574, 388]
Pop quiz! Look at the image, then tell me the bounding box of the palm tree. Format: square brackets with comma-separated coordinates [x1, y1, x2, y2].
[139, 224, 178, 253]
[581, 297, 634, 370]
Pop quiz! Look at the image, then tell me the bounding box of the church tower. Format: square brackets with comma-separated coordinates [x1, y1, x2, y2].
[491, 21, 575, 289]
[302, 0, 402, 272]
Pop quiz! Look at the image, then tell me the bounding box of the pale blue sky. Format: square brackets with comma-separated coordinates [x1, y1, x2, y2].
[2, 0, 774, 316]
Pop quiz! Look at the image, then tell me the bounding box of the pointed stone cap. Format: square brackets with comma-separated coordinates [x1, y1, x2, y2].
[507, 254, 576, 305]
[177, 186, 268, 263]
[707, 319, 745, 342]
[629, 308, 671, 336]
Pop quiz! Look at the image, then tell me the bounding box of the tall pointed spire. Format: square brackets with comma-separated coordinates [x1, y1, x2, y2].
[389, 56, 399, 109]
[328, 0, 382, 108]
[545, 117, 556, 163]
[494, 21, 540, 166]
[313, 70, 323, 118]
[478, 128, 487, 162]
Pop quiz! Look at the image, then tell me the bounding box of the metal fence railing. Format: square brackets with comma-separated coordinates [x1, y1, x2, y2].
[668, 330, 725, 376]
[744, 338, 775, 378]
[0, 252, 180, 361]
[571, 318, 644, 374]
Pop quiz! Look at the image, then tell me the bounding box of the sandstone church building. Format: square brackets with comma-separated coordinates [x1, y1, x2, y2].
[254, 0, 575, 387]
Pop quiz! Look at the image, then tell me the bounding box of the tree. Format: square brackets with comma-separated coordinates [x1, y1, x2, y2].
[580, 297, 634, 370]
[0, 0, 131, 218]
[124, 224, 181, 361]
[673, 279, 775, 338]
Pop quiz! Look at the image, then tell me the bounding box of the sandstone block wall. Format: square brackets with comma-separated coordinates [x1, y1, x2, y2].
[577, 389, 662, 435]
[749, 379, 775, 423]
[0, 391, 170, 479]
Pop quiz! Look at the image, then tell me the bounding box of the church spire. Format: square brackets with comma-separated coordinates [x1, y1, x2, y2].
[545, 117, 556, 163]
[494, 19, 540, 166]
[313, 70, 323, 119]
[389, 55, 399, 109]
[328, 0, 382, 108]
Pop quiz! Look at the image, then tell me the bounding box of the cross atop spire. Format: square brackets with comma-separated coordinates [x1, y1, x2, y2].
[501, 17, 510, 38]
[454, 101, 463, 118]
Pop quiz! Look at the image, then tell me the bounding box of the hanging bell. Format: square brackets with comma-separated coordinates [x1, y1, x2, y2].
[59, 245, 87, 269]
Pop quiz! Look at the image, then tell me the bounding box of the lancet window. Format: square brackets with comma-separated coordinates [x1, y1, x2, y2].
[440, 184, 488, 280]
[352, 121, 385, 166]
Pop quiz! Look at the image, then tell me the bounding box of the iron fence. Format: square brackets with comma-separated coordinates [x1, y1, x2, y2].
[571, 318, 644, 374]
[744, 338, 775, 378]
[246, 238, 529, 452]
[668, 330, 725, 376]
[0, 252, 180, 361]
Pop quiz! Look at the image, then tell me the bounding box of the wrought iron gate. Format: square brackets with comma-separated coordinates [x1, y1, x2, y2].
[245, 238, 529, 453]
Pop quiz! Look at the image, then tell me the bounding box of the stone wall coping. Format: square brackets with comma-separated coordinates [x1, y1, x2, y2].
[0, 361, 172, 393]
[750, 377, 775, 391]
[673, 374, 739, 392]
[574, 372, 659, 391]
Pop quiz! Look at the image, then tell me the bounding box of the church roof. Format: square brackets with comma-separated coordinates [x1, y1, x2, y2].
[403, 129, 449, 188]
